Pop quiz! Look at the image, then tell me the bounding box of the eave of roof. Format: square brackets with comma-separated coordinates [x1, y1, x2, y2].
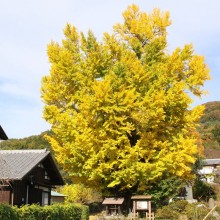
[0, 149, 64, 185]
[202, 159, 220, 166]
[131, 195, 152, 200]
[0, 125, 8, 140]
[102, 197, 124, 205]
[51, 191, 67, 197]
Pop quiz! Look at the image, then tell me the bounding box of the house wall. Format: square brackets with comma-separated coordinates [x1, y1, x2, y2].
[199, 165, 219, 183]
[30, 165, 52, 185]
[51, 196, 65, 204]
[200, 166, 215, 175]
[0, 189, 10, 204]
[12, 165, 53, 206]
[13, 180, 28, 206]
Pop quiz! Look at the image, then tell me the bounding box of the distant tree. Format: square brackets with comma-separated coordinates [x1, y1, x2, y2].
[193, 178, 215, 201]
[41, 5, 210, 196]
[145, 175, 186, 207]
[59, 184, 102, 204]
[0, 131, 52, 150]
[212, 125, 220, 144]
[197, 102, 220, 154]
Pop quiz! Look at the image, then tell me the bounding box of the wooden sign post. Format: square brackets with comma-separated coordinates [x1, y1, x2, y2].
[131, 195, 154, 220]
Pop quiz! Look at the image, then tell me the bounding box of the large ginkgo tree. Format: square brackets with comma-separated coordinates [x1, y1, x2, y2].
[41, 5, 210, 196]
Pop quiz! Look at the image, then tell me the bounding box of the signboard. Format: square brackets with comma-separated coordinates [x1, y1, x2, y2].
[136, 201, 148, 210]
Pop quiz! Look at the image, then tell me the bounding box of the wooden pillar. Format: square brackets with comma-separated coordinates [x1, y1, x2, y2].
[133, 200, 136, 220]
[148, 200, 151, 220]
[106, 205, 108, 215]
[48, 188, 51, 205]
[118, 205, 121, 215]
[11, 191, 14, 206]
[26, 185, 29, 204]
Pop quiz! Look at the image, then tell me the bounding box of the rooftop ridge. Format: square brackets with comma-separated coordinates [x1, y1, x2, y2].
[0, 149, 48, 154]
[204, 158, 220, 160]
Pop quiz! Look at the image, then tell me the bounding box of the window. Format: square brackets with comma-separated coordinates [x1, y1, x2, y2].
[42, 192, 49, 206]
[44, 171, 50, 180]
[38, 163, 44, 168]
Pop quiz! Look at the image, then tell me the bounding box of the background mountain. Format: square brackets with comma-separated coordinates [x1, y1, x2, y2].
[198, 101, 220, 158]
[0, 130, 52, 150]
[1, 101, 220, 159]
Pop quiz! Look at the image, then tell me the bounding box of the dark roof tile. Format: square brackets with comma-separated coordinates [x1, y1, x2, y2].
[0, 150, 63, 185]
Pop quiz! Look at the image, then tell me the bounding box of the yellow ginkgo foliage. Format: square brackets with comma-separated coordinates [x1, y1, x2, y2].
[41, 5, 210, 194]
[59, 184, 102, 204]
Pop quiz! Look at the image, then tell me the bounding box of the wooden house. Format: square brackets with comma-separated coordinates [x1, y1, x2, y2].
[0, 149, 64, 206]
[198, 158, 220, 183]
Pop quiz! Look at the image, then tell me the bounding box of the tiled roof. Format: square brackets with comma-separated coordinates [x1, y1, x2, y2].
[51, 191, 67, 197]
[0, 149, 50, 180]
[202, 159, 220, 166]
[102, 197, 124, 205]
[0, 125, 8, 140]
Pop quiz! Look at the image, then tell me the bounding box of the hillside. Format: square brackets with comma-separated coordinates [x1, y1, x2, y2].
[1, 101, 220, 160]
[0, 130, 52, 150]
[198, 101, 220, 158]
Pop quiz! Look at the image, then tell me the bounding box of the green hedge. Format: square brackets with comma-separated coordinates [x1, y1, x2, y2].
[78, 204, 89, 220]
[0, 204, 19, 220]
[0, 203, 89, 220]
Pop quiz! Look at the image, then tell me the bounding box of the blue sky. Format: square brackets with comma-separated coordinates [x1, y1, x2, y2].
[0, 0, 220, 138]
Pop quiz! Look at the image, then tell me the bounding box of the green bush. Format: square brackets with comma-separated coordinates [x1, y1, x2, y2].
[15, 203, 89, 220]
[185, 203, 216, 220]
[155, 205, 179, 220]
[156, 201, 217, 220]
[17, 204, 44, 220]
[193, 178, 216, 202]
[75, 203, 89, 220]
[0, 204, 19, 220]
[169, 200, 188, 213]
[43, 204, 65, 219]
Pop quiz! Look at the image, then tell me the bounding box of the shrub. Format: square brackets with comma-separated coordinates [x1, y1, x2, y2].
[43, 204, 65, 220]
[17, 204, 44, 220]
[155, 205, 179, 220]
[64, 203, 81, 219]
[169, 200, 188, 213]
[0, 204, 19, 220]
[193, 178, 216, 201]
[156, 201, 216, 220]
[185, 203, 216, 220]
[145, 176, 186, 208]
[16, 203, 89, 220]
[75, 203, 89, 220]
